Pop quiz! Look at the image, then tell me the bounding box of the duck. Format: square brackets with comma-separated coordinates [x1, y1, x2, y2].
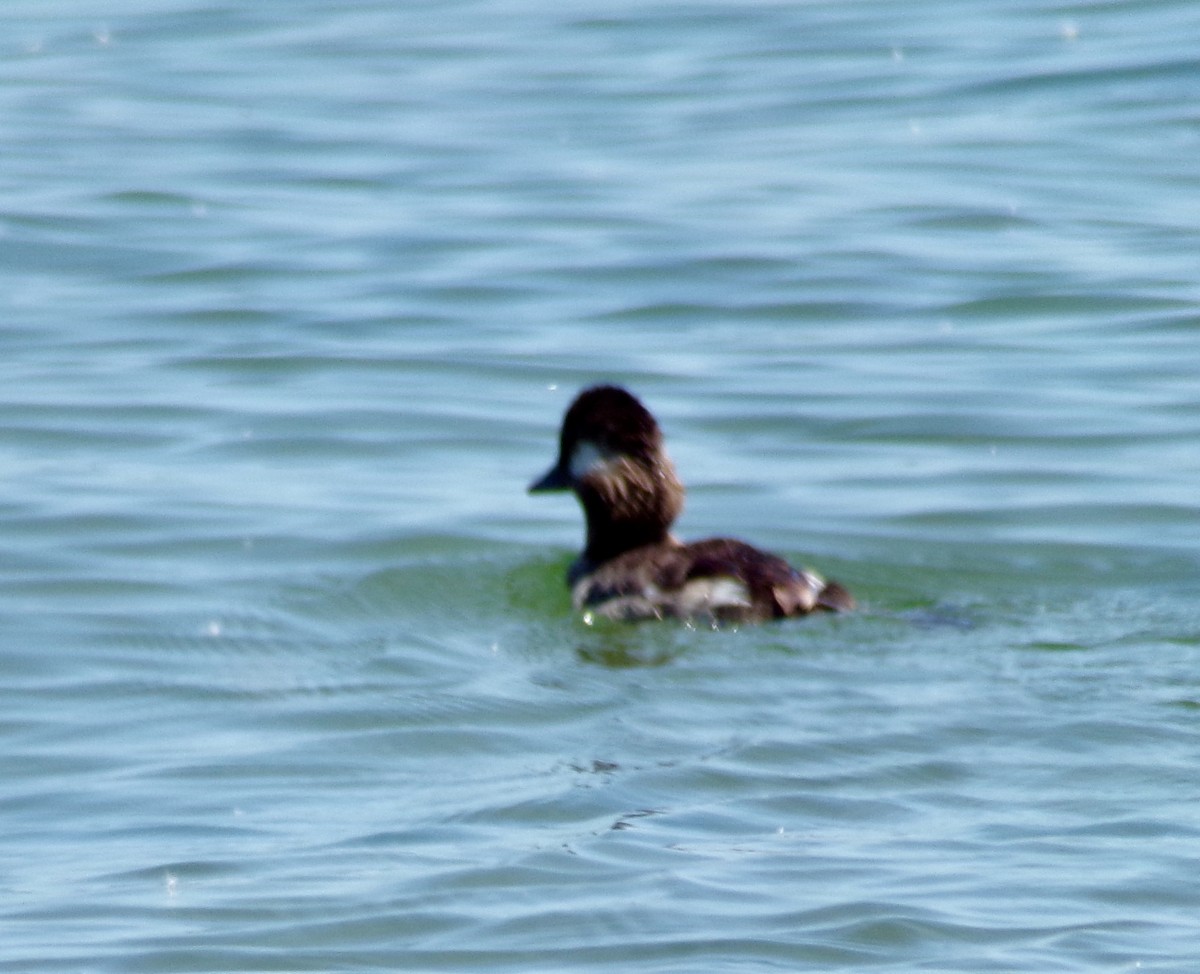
[529, 385, 854, 623]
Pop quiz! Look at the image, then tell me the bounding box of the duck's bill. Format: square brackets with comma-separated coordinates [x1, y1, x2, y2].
[529, 464, 571, 493]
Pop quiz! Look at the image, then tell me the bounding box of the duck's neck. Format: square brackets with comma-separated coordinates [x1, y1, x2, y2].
[582, 508, 673, 565]
[576, 458, 684, 566]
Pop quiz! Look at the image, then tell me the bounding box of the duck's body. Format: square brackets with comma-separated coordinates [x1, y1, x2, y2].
[530, 385, 853, 624]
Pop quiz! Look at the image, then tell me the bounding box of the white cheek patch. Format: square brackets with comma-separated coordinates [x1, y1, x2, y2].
[568, 440, 610, 480]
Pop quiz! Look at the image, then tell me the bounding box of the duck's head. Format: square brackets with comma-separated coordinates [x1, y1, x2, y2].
[530, 385, 684, 561]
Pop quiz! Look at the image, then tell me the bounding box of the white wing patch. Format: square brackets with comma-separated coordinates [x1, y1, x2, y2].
[572, 575, 752, 623]
[674, 576, 752, 616]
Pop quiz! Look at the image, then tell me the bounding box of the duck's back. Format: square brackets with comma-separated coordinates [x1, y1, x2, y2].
[571, 537, 853, 623]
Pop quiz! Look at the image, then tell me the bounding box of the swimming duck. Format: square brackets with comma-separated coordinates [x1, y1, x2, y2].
[529, 385, 854, 623]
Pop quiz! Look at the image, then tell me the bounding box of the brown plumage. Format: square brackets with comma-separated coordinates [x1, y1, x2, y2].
[530, 385, 854, 624]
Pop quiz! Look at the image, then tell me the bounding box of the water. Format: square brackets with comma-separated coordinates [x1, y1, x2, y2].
[3, 1, 1200, 970]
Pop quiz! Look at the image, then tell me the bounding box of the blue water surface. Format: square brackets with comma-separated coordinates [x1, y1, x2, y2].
[3, 1, 1200, 971]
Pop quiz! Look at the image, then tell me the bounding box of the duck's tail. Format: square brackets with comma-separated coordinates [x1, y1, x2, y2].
[772, 569, 855, 617]
[816, 579, 855, 613]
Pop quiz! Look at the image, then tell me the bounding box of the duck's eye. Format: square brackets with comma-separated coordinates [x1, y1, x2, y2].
[569, 440, 611, 480]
